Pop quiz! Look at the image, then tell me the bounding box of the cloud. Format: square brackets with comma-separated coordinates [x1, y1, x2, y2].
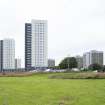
[0, 0, 105, 65]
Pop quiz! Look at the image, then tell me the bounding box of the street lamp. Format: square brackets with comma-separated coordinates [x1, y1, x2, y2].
[67, 54, 70, 70]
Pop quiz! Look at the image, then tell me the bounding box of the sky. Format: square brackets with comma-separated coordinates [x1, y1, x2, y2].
[0, 0, 105, 66]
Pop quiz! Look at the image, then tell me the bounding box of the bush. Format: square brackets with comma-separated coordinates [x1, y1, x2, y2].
[49, 72, 105, 79]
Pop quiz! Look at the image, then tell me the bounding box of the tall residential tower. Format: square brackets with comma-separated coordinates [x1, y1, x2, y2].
[0, 39, 15, 71]
[3, 39, 15, 70]
[25, 19, 48, 70]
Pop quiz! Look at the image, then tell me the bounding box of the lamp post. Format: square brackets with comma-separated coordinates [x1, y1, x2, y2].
[67, 54, 70, 70]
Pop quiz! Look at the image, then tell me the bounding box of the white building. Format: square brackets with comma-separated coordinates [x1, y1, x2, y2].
[31, 20, 48, 68]
[15, 58, 21, 69]
[83, 50, 103, 68]
[3, 39, 15, 70]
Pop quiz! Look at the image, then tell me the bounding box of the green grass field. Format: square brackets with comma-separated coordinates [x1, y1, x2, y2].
[0, 73, 105, 105]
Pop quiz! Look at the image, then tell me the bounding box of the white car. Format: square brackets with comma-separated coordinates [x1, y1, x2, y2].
[45, 69, 51, 72]
[29, 70, 38, 72]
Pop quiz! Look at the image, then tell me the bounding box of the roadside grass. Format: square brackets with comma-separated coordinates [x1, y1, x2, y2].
[0, 73, 105, 105]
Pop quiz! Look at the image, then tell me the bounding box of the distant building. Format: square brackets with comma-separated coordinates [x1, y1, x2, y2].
[3, 39, 15, 70]
[48, 59, 55, 68]
[75, 56, 83, 69]
[15, 58, 21, 69]
[83, 50, 103, 68]
[25, 19, 48, 70]
[0, 40, 3, 72]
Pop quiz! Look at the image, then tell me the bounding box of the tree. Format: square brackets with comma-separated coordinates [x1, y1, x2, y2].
[88, 63, 102, 71]
[101, 65, 105, 72]
[59, 57, 77, 69]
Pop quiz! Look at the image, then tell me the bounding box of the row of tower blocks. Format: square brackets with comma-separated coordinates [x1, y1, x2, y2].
[76, 50, 103, 69]
[0, 19, 48, 71]
[0, 19, 104, 71]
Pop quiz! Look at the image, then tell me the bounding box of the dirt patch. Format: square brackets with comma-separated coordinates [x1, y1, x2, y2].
[58, 96, 73, 105]
[0, 72, 34, 77]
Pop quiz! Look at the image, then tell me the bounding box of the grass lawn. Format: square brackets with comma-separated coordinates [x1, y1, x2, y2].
[0, 73, 105, 105]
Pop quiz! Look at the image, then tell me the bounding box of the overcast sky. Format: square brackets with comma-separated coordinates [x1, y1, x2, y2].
[0, 0, 105, 66]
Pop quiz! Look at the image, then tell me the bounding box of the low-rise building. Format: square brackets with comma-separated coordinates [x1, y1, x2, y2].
[15, 58, 21, 69]
[75, 56, 83, 69]
[48, 59, 55, 68]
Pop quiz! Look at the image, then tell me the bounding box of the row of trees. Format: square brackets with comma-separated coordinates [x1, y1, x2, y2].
[58, 57, 105, 72]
